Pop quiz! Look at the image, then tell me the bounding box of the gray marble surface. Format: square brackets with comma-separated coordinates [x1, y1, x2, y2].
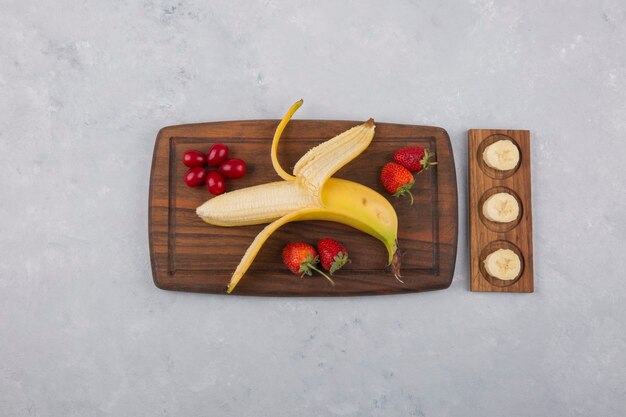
[1, 1, 625, 416]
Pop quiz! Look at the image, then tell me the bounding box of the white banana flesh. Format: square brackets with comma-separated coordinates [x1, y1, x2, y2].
[484, 248, 521, 280]
[196, 100, 401, 293]
[294, 119, 375, 198]
[196, 181, 318, 226]
[482, 192, 519, 223]
[483, 139, 520, 170]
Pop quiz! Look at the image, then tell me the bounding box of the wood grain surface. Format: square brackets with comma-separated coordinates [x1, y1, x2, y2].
[468, 129, 534, 292]
[149, 120, 458, 296]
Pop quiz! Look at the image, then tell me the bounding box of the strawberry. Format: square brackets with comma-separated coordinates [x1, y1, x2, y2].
[281, 242, 335, 285]
[393, 146, 437, 173]
[317, 238, 350, 274]
[380, 162, 415, 205]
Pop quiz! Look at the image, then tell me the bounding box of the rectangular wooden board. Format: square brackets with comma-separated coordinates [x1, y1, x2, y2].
[468, 129, 534, 292]
[149, 120, 458, 296]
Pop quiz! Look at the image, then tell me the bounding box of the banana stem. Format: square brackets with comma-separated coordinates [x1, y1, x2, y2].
[387, 247, 403, 283]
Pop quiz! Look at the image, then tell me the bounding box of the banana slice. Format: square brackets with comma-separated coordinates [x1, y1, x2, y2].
[482, 192, 519, 223]
[483, 139, 519, 171]
[484, 249, 521, 280]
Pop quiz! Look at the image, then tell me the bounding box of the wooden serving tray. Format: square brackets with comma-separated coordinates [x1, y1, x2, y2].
[149, 120, 458, 296]
[468, 129, 534, 292]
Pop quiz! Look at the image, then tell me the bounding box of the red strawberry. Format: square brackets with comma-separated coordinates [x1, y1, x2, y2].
[282, 242, 335, 285]
[317, 238, 350, 274]
[393, 146, 437, 173]
[380, 162, 415, 205]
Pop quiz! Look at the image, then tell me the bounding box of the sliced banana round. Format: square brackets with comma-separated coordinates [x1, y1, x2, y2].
[482, 192, 519, 223]
[484, 248, 521, 281]
[483, 139, 520, 171]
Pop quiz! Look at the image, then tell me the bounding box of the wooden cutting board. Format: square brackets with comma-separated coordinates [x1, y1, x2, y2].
[149, 120, 458, 296]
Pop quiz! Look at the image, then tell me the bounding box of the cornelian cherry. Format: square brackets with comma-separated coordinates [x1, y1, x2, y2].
[183, 167, 207, 187]
[219, 158, 246, 179]
[207, 143, 229, 167]
[182, 150, 207, 168]
[206, 171, 226, 195]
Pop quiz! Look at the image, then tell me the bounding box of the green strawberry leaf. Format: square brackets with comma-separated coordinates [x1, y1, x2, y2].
[392, 181, 415, 205]
[299, 254, 321, 278]
[329, 251, 350, 274]
[420, 150, 437, 171]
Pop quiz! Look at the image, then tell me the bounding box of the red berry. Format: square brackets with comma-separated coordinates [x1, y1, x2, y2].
[183, 167, 207, 187]
[380, 162, 415, 205]
[207, 143, 229, 167]
[282, 242, 317, 275]
[182, 150, 207, 168]
[393, 146, 436, 173]
[206, 171, 226, 195]
[219, 158, 246, 179]
[317, 238, 349, 274]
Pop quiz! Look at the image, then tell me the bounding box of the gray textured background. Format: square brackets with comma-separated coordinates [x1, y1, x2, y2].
[1, 1, 625, 416]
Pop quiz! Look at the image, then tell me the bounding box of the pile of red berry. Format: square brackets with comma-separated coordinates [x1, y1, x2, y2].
[182, 144, 246, 195]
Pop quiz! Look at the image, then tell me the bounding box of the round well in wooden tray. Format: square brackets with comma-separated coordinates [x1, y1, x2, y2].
[478, 240, 525, 287]
[476, 134, 521, 180]
[478, 186, 523, 233]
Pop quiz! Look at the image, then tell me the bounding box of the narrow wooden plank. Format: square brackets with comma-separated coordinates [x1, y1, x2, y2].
[468, 129, 534, 293]
[149, 120, 458, 296]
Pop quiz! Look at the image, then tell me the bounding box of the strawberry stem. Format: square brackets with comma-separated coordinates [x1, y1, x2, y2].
[309, 264, 335, 286]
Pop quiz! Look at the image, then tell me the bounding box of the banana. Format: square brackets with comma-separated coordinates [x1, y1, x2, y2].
[196, 100, 401, 293]
[484, 249, 521, 280]
[482, 192, 519, 223]
[483, 139, 519, 171]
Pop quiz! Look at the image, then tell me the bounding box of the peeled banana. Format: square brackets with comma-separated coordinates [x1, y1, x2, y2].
[482, 192, 519, 223]
[196, 100, 401, 293]
[483, 139, 520, 171]
[484, 248, 521, 280]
